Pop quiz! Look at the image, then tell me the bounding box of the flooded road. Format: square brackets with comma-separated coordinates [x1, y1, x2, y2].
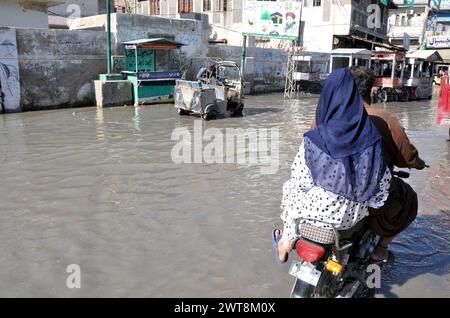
[0, 93, 448, 297]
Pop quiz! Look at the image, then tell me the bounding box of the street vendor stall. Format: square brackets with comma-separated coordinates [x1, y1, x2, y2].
[122, 38, 185, 106]
[329, 48, 372, 72]
[293, 52, 330, 93]
[371, 51, 407, 102]
[404, 50, 442, 100]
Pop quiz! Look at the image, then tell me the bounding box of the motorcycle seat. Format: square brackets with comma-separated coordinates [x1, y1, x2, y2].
[298, 219, 367, 245]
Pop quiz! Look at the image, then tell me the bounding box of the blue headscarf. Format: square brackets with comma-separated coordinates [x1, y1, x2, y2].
[304, 68, 386, 203]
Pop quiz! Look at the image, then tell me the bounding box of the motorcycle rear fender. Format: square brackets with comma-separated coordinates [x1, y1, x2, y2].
[290, 278, 316, 298]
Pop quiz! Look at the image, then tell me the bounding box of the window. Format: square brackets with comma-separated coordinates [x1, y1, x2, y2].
[203, 0, 211, 11]
[296, 61, 310, 73]
[313, 0, 321, 6]
[218, 0, 231, 11]
[178, 0, 193, 13]
[150, 0, 160, 15]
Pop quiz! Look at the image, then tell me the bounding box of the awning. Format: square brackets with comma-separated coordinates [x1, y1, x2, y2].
[293, 51, 330, 61]
[372, 51, 405, 61]
[406, 50, 443, 62]
[434, 12, 450, 24]
[123, 38, 185, 49]
[436, 49, 450, 64]
[334, 34, 405, 52]
[331, 48, 373, 56]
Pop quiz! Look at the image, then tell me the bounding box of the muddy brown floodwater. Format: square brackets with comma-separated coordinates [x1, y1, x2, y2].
[0, 93, 448, 297]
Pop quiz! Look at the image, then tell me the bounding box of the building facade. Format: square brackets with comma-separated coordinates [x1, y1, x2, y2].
[387, 0, 429, 50]
[250, 0, 395, 52]
[113, 1, 393, 51]
[0, 0, 62, 29]
[114, 0, 244, 45]
[48, 0, 115, 29]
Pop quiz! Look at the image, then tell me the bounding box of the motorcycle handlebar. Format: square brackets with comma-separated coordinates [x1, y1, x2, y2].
[393, 163, 429, 178]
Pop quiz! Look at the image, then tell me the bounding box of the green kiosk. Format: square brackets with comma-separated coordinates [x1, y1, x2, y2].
[122, 38, 185, 106]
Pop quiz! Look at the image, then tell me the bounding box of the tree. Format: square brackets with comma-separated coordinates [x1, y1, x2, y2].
[261, 11, 272, 21]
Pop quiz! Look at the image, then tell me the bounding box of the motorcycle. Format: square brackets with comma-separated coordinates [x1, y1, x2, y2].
[288, 170, 412, 298]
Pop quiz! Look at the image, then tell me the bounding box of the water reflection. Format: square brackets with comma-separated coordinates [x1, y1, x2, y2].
[381, 211, 450, 298]
[95, 107, 105, 141]
[0, 94, 448, 297]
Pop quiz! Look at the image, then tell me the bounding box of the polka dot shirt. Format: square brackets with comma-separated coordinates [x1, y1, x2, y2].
[280, 140, 392, 243]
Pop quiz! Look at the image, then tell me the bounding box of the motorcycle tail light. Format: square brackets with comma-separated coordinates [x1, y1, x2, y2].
[295, 239, 326, 262]
[325, 260, 343, 275]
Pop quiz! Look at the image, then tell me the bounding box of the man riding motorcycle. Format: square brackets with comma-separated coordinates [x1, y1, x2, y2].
[349, 66, 426, 261]
[274, 67, 426, 265]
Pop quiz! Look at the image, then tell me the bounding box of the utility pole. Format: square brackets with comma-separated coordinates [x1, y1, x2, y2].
[284, 0, 303, 99]
[419, 5, 431, 49]
[106, 0, 112, 74]
[241, 35, 247, 82]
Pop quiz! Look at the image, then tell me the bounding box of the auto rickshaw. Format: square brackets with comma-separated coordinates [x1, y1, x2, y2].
[174, 61, 244, 120]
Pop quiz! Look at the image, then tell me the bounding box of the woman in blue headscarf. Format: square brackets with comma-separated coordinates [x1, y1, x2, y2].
[272, 68, 392, 263]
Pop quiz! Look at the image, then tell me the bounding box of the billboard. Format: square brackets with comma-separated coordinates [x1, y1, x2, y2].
[242, 1, 302, 40]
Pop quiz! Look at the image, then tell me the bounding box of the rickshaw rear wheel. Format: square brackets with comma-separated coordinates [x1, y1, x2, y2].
[203, 103, 219, 121]
[231, 104, 244, 117]
[178, 108, 190, 116]
[203, 112, 217, 121]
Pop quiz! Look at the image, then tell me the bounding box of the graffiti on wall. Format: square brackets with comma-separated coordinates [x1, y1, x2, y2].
[125, 47, 155, 72]
[0, 27, 20, 112]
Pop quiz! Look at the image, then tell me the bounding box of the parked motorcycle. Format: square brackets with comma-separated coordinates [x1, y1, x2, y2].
[287, 170, 412, 298]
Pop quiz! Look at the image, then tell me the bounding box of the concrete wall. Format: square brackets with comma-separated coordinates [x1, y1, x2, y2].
[71, 13, 207, 58]
[11, 12, 289, 111]
[16, 28, 107, 110]
[114, 14, 205, 58]
[70, 13, 288, 93]
[0, 0, 49, 29]
[207, 45, 288, 94]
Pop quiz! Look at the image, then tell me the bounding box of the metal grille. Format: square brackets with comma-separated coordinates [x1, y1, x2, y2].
[284, 43, 301, 100]
[299, 223, 336, 245]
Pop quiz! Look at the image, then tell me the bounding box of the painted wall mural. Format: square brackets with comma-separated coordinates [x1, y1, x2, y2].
[0, 27, 20, 112]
